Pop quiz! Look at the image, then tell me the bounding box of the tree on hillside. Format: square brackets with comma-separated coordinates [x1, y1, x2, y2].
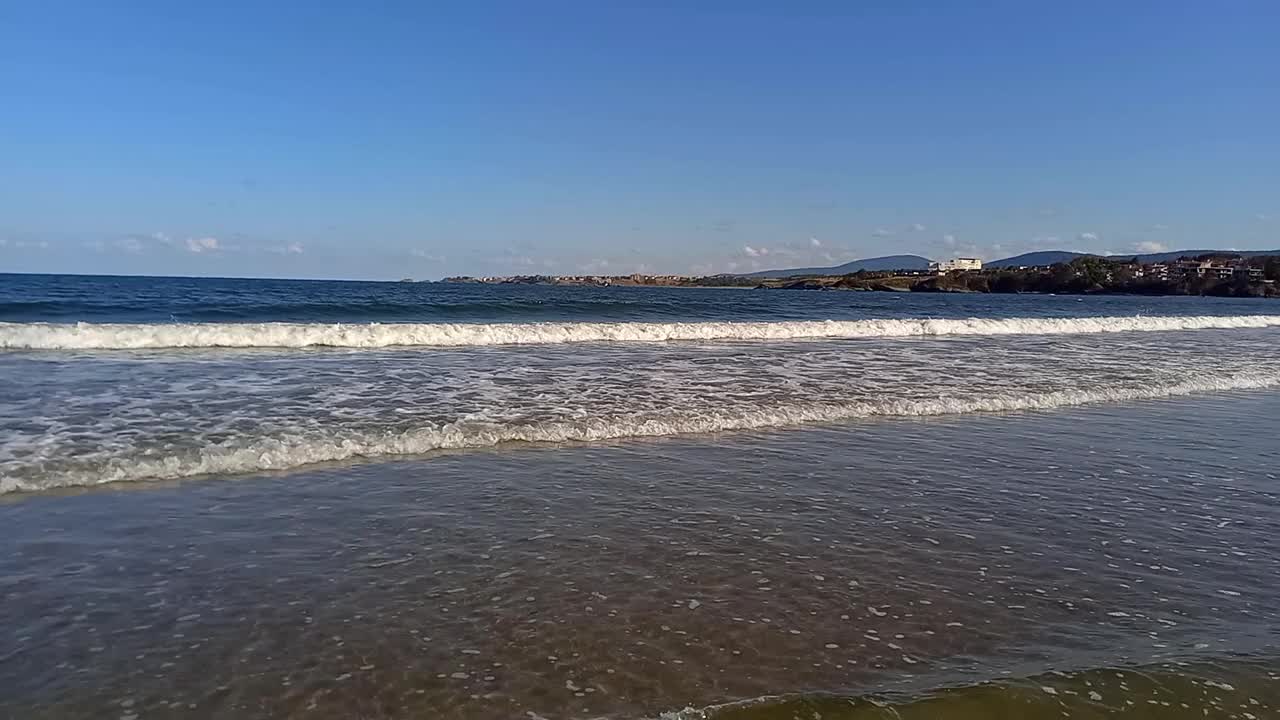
[1266, 257, 1280, 282]
[1110, 263, 1138, 286]
[1186, 275, 1210, 296]
[1067, 256, 1113, 289]
[1047, 263, 1075, 288]
[990, 273, 1026, 293]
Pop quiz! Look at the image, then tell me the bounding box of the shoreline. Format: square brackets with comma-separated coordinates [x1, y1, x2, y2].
[442, 278, 1279, 298]
[4, 394, 1277, 718]
[444, 255, 1280, 297]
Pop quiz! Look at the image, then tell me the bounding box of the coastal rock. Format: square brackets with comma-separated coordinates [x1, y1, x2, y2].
[780, 280, 828, 291]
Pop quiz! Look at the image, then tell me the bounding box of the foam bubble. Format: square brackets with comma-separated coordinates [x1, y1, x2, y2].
[4, 369, 1277, 494]
[2, 314, 1279, 350]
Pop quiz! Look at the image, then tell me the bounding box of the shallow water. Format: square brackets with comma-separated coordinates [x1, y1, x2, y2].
[699, 662, 1279, 719]
[3, 393, 1277, 719]
[3, 279, 1278, 717]
[5, 326, 1280, 493]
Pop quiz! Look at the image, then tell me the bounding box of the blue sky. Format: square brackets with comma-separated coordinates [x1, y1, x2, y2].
[2, 1, 1277, 280]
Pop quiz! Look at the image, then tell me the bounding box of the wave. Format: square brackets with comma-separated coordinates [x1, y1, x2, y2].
[656, 659, 1277, 719]
[5, 369, 1278, 494]
[0, 297, 715, 323]
[3, 314, 1280, 350]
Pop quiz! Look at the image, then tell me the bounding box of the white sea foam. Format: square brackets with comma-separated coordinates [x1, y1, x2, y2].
[2, 314, 1279, 350]
[4, 369, 1277, 494]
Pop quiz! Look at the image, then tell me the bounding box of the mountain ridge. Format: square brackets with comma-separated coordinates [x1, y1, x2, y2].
[987, 249, 1280, 267]
[742, 255, 932, 278]
[745, 249, 1280, 277]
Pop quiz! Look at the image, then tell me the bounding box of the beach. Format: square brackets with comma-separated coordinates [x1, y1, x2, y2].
[1, 276, 1278, 718]
[3, 394, 1277, 718]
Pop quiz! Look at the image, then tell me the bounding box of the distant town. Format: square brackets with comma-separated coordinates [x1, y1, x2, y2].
[440, 251, 1280, 298]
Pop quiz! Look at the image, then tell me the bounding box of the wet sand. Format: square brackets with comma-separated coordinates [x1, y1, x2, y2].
[2, 392, 1278, 719]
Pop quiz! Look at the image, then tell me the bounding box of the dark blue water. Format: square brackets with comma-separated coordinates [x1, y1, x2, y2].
[1, 272, 1274, 324]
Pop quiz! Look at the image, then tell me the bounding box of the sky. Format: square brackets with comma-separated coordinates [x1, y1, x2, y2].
[2, 1, 1277, 280]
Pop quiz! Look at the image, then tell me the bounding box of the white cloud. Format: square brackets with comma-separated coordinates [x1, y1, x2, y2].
[1134, 241, 1168, 253]
[410, 249, 444, 262]
[494, 248, 540, 267]
[1257, 213, 1271, 222]
[268, 242, 304, 255]
[99, 231, 298, 256]
[1077, 232, 1100, 243]
[742, 245, 769, 257]
[87, 234, 164, 254]
[1150, 223, 1169, 231]
[809, 237, 822, 248]
[14, 240, 50, 249]
[909, 223, 926, 232]
[186, 236, 220, 253]
[871, 227, 894, 238]
[936, 234, 988, 259]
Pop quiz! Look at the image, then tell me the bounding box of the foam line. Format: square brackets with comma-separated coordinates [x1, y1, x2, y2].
[5, 369, 1277, 494]
[3, 314, 1279, 350]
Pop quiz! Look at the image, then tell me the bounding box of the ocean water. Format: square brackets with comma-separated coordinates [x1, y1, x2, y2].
[1, 273, 1278, 719]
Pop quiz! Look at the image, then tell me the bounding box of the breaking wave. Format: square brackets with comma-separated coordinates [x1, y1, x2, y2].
[2, 314, 1280, 350]
[5, 369, 1278, 494]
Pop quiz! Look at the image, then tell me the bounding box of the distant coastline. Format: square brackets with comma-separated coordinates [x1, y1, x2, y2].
[444, 253, 1280, 298]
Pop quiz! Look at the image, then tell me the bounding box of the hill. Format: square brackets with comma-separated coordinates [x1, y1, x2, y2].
[985, 251, 1089, 268]
[1122, 249, 1280, 263]
[988, 249, 1280, 268]
[748, 249, 1280, 278]
[744, 254, 932, 278]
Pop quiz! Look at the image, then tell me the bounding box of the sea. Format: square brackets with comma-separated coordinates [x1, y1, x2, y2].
[1, 272, 1278, 719]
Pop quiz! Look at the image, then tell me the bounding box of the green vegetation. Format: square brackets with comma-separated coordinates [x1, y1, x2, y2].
[751, 254, 1279, 297]
[443, 254, 1280, 296]
[683, 274, 760, 287]
[924, 255, 1279, 298]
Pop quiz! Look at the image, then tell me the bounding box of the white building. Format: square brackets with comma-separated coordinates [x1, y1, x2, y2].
[929, 257, 983, 273]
